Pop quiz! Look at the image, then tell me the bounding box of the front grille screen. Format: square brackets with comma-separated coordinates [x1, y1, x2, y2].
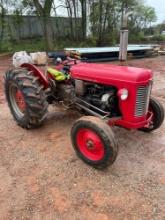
[135, 84, 151, 117]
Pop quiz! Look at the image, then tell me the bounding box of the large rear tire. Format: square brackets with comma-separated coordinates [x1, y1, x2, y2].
[139, 97, 164, 132]
[5, 68, 48, 129]
[71, 116, 118, 169]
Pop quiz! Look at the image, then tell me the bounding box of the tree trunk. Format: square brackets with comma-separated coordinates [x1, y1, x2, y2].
[80, 0, 87, 40]
[103, 3, 109, 33]
[66, 0, 74, 39]
[0, 4, 5, 41]
[98, 0, 103, 46]
[52, 1, 60, 39]
[43, 17, 54, 50]
[72, 0, 78, 39]
[33, 0, 54, 50]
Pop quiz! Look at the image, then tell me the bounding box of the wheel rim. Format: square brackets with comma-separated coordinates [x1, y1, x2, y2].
[9, 83, 26, 118]
[76, 128, 104, 161]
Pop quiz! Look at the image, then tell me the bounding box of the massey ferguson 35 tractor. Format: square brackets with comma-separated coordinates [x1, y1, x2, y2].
[4, 52, 164, 169]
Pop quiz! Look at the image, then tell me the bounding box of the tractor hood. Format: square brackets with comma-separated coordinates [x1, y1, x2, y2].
[71, 63, 152, 85]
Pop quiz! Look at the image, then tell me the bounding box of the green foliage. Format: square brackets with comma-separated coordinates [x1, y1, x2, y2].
[89, 0, 157, 46]
[12, 39, 45, 52]
[13, 9, 23, 25]
[0, 38, 97, 53]
[0, 20, 13, 52]
[152, 21, 165, 35]
[152, 34, 165, 42]
[129, 31, 146, 43]
[129, 4, 157, 30]
[0, 37, 13, 52]
[0, 0, 161, 53]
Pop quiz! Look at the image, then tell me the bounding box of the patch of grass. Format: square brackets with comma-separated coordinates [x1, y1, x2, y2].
[0, 37, 98, 54]
[12, 39, 46, 52]
[0, 38, 47, 54]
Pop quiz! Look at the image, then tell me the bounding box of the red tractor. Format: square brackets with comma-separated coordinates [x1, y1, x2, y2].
[4, 53, 164, 169]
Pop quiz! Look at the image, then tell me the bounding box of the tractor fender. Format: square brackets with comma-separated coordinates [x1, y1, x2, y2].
[21, 63, 49, 89]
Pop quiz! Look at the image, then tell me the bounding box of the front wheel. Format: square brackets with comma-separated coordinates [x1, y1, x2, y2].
[71, 116, 118, 169]
[139, 97, 164, 132]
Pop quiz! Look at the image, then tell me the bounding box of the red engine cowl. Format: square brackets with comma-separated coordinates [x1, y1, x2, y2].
[70, 63, 152, 85]
[71, 63, 153, 129]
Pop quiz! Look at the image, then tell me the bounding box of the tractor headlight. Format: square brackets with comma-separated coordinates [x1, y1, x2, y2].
[118, 89, 129, 101]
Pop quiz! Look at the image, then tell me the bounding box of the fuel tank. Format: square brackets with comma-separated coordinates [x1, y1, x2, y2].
[70, 63, 152, 85]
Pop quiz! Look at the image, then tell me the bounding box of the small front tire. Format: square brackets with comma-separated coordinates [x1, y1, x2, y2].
[139, 97, 164, 132]
[71, 116, 118, 169]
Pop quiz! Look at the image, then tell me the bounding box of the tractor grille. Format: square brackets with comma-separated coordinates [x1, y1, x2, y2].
[135, 84, 151, 117]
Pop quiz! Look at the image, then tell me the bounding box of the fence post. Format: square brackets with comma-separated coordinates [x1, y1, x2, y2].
[119, 29, 128, 61]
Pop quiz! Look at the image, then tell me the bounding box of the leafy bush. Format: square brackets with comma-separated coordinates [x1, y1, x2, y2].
[152, 34, 165, 42]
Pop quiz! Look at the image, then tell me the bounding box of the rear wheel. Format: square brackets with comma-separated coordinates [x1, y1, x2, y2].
[5, 68, 48, 129]
[139, 97, 164, 132]
[71, 116, 118, 169]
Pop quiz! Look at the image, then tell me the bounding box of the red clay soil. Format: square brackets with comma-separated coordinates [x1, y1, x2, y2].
[0, 55, 165, 220]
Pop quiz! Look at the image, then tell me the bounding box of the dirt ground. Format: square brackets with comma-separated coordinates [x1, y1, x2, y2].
[0, 55, 165, 220]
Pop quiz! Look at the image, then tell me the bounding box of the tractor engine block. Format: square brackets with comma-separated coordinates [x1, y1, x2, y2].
[56, 83, 75, 106]
[75, 81, 121, 117]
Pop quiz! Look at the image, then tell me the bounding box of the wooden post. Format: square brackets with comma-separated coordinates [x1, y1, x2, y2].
[119, 29, 128, 61]
[119, 12, 130, 63]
